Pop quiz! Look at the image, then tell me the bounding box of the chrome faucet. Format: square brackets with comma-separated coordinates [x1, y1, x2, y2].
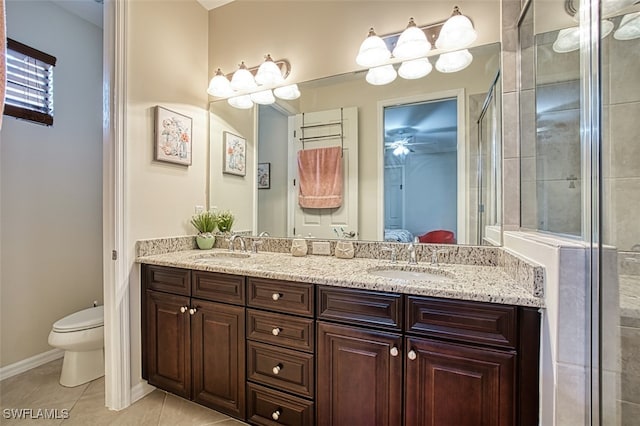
[407, 243, 418, 265]
[431, 249, 449, 267]
[252, 239, 264, 253]
[258, 231, 270, 237]
[381, 246, 398, 264]
[228, 234, 246, 252]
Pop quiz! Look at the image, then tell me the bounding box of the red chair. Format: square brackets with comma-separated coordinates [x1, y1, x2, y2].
[418, 230, 456, 244]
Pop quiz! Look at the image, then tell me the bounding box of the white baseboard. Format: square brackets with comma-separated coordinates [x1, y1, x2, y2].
[130, 380, 156, 405]
[0, 348, 64, 381]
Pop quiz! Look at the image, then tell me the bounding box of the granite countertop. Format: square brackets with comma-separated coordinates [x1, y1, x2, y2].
[137, 248, 544, 308]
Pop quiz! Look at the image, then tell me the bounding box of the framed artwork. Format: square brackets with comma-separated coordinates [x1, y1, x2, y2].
[154, 106, 192, 166]
[223, 131, 246, 176]
[258, 162, 271, 189]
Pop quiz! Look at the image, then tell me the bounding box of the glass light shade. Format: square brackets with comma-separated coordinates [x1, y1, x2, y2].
[255, 55, 285, 86]
[365, 64, 397, 85]
[614, 12, 640, 40]
[207, 69, 234, 97]
[392, 18, 431, 59]
[230, 62, 257, 91]
[250, 89, 276, 105]
[552, 27, 580, 53]
[435, 10, 478, 50]
[228, 95, 253, 109]
[398, 58, 432, 79]
[435, 49, 473, 73]
[356, 28, 391, 67]
[552, 22, 614, 53]
[273, 84, 301, 100]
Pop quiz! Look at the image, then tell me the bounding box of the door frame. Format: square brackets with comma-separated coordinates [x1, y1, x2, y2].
[376, 89, 466, 242]
[384, 164, 406, 230]
[103, 0, 131, 410]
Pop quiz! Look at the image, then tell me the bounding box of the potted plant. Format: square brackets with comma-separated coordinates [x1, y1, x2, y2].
[191, 210, 218, 249]
[216, 210, 235, 233]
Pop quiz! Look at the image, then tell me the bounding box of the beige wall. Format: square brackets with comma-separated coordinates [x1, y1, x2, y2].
[0, 1, 103, 367]
[209, 1, 500, 85]
[126, 0, 209, 385]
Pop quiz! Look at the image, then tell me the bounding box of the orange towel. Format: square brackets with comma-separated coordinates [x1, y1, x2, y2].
[297, 146, 343, 209]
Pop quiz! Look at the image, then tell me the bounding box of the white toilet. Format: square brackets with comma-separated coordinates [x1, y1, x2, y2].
[48, 305, 104, 387]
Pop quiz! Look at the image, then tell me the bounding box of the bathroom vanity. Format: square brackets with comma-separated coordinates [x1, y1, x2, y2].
[139, 245, 542, 426]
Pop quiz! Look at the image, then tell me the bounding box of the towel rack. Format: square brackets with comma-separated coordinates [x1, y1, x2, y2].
[299, 108, 344, 156]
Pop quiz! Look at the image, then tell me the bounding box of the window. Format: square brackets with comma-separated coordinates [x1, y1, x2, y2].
[4, 38, 57, 126]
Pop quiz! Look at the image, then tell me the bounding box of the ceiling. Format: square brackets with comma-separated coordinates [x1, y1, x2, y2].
[48, 0, 235, 28]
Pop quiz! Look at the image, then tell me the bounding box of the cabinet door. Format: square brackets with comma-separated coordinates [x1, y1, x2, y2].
[145, 290, 191, 399]
[404, 337, 516, 426]
[191, 299, 246, 419]
[317, 322, 402, 426]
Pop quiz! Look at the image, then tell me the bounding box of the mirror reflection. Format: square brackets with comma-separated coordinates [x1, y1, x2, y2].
[209, 42, 502, 245]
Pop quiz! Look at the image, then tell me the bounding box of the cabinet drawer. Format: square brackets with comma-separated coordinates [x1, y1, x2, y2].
[247, 278, 314, 317]
[247, 341, 314, 398]
[317, 286, 403, 331]
[192, 270, 245, 305]
[247, 382, 314, 426]
[247, 309, 314, 352]
[144, 264, 191, 296]
[405, 296, 518, 349]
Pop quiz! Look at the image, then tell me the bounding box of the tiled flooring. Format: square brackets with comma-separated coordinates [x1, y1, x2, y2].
[0, 359, 247, 425]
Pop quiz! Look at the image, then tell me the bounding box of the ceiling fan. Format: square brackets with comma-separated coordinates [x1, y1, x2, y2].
[384, 139, 415, 156]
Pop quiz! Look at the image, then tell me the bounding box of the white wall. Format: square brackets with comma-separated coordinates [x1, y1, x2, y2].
[125, 0, 209, 389]
[0, 0, 103, 368]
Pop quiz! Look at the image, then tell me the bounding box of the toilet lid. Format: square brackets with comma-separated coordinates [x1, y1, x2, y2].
[53, 305, 104, 332]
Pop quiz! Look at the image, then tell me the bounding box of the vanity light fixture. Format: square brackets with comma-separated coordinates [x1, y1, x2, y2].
[356, 5, 477, 86]
[208, 55, 299, 109]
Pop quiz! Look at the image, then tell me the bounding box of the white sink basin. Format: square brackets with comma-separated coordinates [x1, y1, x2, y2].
[367, 266, 453, 281]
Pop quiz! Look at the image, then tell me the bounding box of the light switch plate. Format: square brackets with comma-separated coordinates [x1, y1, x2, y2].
[312, 241, 331, 255]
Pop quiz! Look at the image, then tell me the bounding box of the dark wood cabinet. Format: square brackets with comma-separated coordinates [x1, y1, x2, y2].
[142, 265, 540, 426]
[404, 336, 516, 426]
[145, 290, 191, 399]
[191, 299, 245, 418]
[316, 321, 403, 426]
[142, 265, 246, 420]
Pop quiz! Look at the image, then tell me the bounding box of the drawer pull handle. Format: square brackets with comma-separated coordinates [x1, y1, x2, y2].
[189, 308, 197, 315]
[272, 293, 282, 301]
[272, 409, 281, 421]
[272, 364, 282, 375]
[179, 306, 188, 313]
[390, 346, 399, 357]
[408, 349, 417, 360]
[272, 327, 282, 336]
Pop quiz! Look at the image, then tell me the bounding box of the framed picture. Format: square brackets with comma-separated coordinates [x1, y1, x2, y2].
[154, 106, 192, 166]
[223, 131, 246, 176]
[258, 162, 271, 189]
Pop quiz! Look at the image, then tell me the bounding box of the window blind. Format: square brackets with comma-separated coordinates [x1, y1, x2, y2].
[4, 38, 57, 126]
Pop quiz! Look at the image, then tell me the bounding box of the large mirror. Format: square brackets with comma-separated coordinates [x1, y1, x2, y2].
[209, 42, 502, 245]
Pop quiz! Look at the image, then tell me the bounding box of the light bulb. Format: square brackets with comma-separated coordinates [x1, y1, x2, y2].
[392, 18, 431, 60]
[255, 54, 285, 86]
[435, 6, 478, 50]
[207, 68, 234, 97]
[230, 62, 257, 91]
[365, 64, 397, 85]
[250, 89, 276, 105]
[398, 58, 432, 79]
[273, 84, 301, 100]
[435, 49, 473, 73]
[228, 95, 253, 109]
[356, 28, 391, 67]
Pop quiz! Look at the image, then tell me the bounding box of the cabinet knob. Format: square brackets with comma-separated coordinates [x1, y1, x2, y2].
[407, 350, 417, 360]
[179, 306, 188, 313]
[271, 409, 281, 421]
[272, 364, 282, 375]
[189, 308, 197, 315]
[272, 327, 282, 336]
[390, 346, 399, 357]
[272, 293, 281, 301]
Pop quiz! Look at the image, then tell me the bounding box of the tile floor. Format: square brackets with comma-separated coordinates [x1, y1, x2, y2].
[0, 359, 248, 425]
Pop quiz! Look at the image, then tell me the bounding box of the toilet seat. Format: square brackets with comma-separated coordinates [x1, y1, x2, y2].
[53, 305, 104, 333]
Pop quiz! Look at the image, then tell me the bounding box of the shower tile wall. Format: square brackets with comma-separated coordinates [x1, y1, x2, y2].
[603, 28, 640, 423]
